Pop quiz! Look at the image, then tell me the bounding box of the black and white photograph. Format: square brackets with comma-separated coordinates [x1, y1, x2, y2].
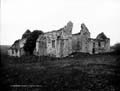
[1, 0, 120, 90]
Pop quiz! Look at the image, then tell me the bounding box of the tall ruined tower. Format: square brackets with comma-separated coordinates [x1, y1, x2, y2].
[59, 21, 73, 57]
[72, 23, 90, 53]
[80, 23, 90, 38]
[80, 23, 90, 52]
[62, 21, 73, 38]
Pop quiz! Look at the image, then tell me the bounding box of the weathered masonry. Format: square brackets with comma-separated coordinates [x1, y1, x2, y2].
[34, 21, 110, 57]
[8, 21, 110, 57]
[8, 30, 31, 57]
[8, 38, 26, 57]
[34, 21, 73, 57]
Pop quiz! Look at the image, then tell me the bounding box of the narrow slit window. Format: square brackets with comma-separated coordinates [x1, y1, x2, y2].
[52, 40, 55, 48]
[98, 42, 101, 47]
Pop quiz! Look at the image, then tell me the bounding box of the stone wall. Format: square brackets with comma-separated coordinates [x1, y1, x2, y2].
[35, 21, 73, 57]
[72, 33, 81, 52]
[88, 38, 110, 54]
[72, 23, 90, 53]
[35, 34, 47, 56]
[8, 38, 26, 57]
[9, 21, 110, 58]
[35, 22, 110, 57]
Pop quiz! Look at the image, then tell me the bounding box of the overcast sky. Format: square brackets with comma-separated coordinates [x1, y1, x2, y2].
[1, 0, 120, 46]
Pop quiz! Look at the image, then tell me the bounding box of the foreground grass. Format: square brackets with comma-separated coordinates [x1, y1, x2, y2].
[1, 53, 120, 91]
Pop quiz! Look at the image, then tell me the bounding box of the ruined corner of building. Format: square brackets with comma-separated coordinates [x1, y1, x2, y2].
[8, 21, 110, 58]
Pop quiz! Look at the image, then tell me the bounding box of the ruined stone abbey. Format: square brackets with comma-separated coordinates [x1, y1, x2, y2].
[8, 21, 110, 57]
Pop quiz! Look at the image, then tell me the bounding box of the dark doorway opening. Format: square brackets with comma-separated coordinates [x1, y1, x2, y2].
[92, 48, 95, 54]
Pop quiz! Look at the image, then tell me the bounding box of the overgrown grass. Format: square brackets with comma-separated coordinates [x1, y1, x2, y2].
[1, 51, 120, 91]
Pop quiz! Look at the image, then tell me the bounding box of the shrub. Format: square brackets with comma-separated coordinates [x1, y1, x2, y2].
[24, 30, 43, 55]
[112, 43, 120, 55]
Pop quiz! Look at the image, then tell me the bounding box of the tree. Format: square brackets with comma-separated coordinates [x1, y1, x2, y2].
[22, 29, 31, 39]
[14, 39, 20, 44]
[23, 30, 44, 55]
[113, 43, 120, 55]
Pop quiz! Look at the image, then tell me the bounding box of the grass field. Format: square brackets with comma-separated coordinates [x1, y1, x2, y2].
[0, 49, 120, 91]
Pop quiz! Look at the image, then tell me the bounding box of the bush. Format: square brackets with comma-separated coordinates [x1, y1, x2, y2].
[112, 43, 120, 55]
[24, 30, 43, 55]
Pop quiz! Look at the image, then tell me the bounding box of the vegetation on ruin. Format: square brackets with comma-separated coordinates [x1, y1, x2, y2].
[23, 30, 43, 55]
[22, 29, 31, 39]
